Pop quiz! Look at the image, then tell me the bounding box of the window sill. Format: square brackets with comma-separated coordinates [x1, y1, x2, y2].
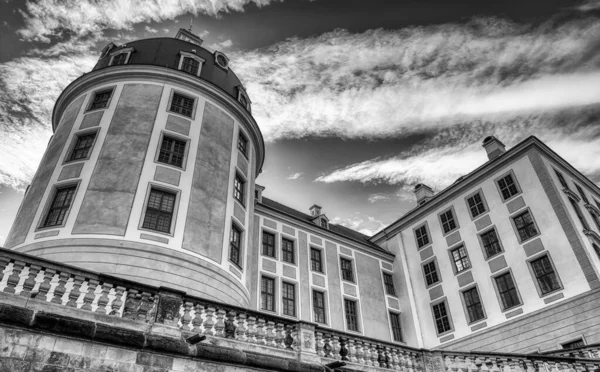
[238, 149, 249, 161]
[425, 282, 442, 290]
[341, 279, 356, 285]
[155, 160, 185, 172]
[518, 233, 541, 245]
[470, 211, 489, 222]
[262, 253, 277, 260]
[417, 243, 433, 251]
[229, 259, 243, 271]
[85, 106, 109, 114]
[466, 317, 487, 326]
[436, 330, 454, 338]
[234, 198, 246, 210]
[454, 267, 472, 277]
[34, 226, 62, 233]
[483, 252, 504, 262]
[441, 228, 459, 238]
[138, 227, 174, 238]
[500, 304, 523, 314]
[167, 109, 194, 121]
[501, 192, 523, 204]
[539, 288, 563, 299]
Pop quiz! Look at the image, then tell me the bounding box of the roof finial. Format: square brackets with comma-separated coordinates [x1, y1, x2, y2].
[189, 17, 193, 32]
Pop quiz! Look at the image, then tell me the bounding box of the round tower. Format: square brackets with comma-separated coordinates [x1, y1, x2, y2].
[5, 29, 263, 308]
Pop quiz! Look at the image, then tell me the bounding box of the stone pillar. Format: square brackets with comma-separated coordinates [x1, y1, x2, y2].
[296, 322, 320, 363]
[151, 287, 185, 338]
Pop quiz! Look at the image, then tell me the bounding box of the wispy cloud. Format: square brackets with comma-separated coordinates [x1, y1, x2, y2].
[287, 172, 303, 180]
[145, 26, 158, 34]
[331, 215, 386, 236]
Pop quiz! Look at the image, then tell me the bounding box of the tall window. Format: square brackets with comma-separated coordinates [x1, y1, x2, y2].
[555, 170, 569, 190]
[69, 132, 96, 161]
[497, 173, 519, 200]
[262, 231, 275, 257]
[531, 255, 561, 295]
[432, 301, 451, 334]
[513, 210, 538, 241]
[310, 248, 323, 272]
[181, 57, 200, 75]
[383, 272, 395, 296]
[389, 312, 403, 342]
[313, 291, 326, 324]
[110, 53, 128, 66]
[261, 277, 275, 311]
[282, 282, 296, 316]
[344, 299, 359, 332]
[450, 246, 471, 273]
[282, 238, 294, 263]
[423, 261, 439, 286]
[575, 184, 589, 203]
[569, 198, 589, 230]
[158, 136, 185, 168]
[340, 258, 354, 282]
[142, 189, 176, 233]
[229, 225, 241, 267]
[440, 209, 457, 234]
[463, 287, 485, 323]
[415, 225, 430, 248]
[43, 186, 76, 227]
[480, 229, 502, 258]
[170, 93, 194, 117]
[237, 133, 248, 156]
[233, 174, 245, 205]
[495, 272, 520, 310]
[467, 192, 486, 218]
[89, 90, 112, 110]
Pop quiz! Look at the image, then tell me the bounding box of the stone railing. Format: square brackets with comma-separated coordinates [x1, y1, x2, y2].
[539, 343, 600, 359]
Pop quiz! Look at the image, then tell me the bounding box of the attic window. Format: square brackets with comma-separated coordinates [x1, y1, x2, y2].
[320, 219, 328, 229]
[178, 51, 205, 77]
[109, 47, 134, 66]
[237, 86, 251, 112]
[215, 51, 229, 70]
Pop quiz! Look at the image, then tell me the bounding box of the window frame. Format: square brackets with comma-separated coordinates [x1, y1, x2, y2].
[413, 222, 432, 250]
[312, 289, 328, 324]
[477, 226, 504, 260]
[177, 51, 205, 77]
[64, 129, 99, 164]
[310, 247, 324, 273]
[281, 280, 297, 318]
[237, 130, 249, 158]
[568, 197, 590, 231]
[459, 285, 486, 325]
[233, 172, 246, 207]
[422, 257, 441, 288]
[382, 271, 396, 296]
[138, 185, 180, 236]
[492, 269, 523, 312]
[340, 256, 355, 283]
[229, 222, 244, 269]
[465, 189, 489, 220]
[343, 298, 361, 333]
[527, 253, 563, 298]
[260, 275, 276, 313]
[448, 243, 471, 275]
[438, 206, 459, 236]
[510, 208, 540, 243]
[261, 229, 277, 258]
[214, 51, 229, 70]
[154, 132, 190, 170]
[167, 89, 198, 119]
[430, 297, 454, 336]
[495, 170, 522, 202]
[108, 47, 134, 66]
[86, 86, 116, 112]
[236, 86, 251, 112]
[37, 182, 80, 231]
[561, 338, 586, 350]
[389, 312, 403, 342]
[575, 184, 589, 204]
[281, 236, 296, 264]
[554, 169, 570, 190]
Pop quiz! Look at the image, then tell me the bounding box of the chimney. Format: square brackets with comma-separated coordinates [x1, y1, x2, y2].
[414, 184, 434, 205]
[255, 184, 265, 203]
[482, 136, 506, 160]
[309, 204, 322, 217]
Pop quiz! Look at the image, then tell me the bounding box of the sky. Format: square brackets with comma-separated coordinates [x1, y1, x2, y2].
[1, 0, 600, 245]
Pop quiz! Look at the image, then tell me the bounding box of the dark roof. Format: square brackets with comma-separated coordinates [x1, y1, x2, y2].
[259, 197, 391, 255]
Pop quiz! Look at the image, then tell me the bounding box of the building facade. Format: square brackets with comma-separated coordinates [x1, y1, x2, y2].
[4, 31, 600, 354]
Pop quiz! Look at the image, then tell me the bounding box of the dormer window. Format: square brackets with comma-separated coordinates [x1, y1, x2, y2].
[178, 52, 205, 77]
[214, 51, 229, 70]
[237, 86, 251, 112]
[109, 47, 134, 66]
[320, 219, 328, 229]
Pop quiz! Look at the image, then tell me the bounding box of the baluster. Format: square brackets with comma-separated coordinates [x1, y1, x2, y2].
[204, 307, 216, 336]
[20, 264, 41, 297]
[246, 316, 256, 344]
[96, 282, 112, 314]
[192, 304, 204, 333]
[51, 272, 70, 304]
[274, 323, 285, 349]
[255, 318, 266, 345]
[384, 347, 392, 369]
[137, 292, 152, 321]
[363, 342, 372, 366]
[214, 309, 226, 337]
[122, 289, 139, 319]
[224, 311, 236, 339]
[284, 325, 295, 350]
[370, 344, 379, 368]
[81, 279, 98, 311]
[66, 275, 84, 307]
[265, 321, 276, 347]
[235, 313, 247, 342]
[315, 331, 324, 357]
[347, 338, 357, 363]
[0, 256, 10, 285]
[390, 348, 400, 370]
[376, 346, 385, 368]
[5, 261, 25, 294]
[339, 337, 349, 361]
[38, 269, 56, 302]
[355, 341, 364, 365]
[323, 334, 333, 358]
[181, 301, 193, 331]
[331, 335, 341, 360]
[146, 295, 158, 323]
[397, 349, 406, 371]
[110, 286, 126, 316]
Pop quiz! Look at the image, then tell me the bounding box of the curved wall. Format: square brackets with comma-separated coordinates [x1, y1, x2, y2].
[5, 68, 260, 307]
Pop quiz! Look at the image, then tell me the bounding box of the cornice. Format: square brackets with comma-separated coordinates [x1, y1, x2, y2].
[254, 203, 395, 262]
[51, 64, 265, 173]
[584, 203, 600, 217]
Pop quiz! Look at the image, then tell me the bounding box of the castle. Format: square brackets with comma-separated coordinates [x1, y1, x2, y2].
[1, 29, 600, 371]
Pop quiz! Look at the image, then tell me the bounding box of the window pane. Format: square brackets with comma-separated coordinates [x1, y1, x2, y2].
[170, 93, 194, 117]
[313, 291, 326, 324]
[43, 186, 76, 227]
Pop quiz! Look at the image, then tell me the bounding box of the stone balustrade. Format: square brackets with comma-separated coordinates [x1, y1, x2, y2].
[539, 344, 600, 359]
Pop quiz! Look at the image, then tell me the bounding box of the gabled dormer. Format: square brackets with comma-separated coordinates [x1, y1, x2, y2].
[309, 204, 329, 229]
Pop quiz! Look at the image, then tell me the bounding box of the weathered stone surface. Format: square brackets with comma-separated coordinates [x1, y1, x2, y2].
[32, 313, 95, 340]
[195, 343, 246, 364]
[245, 351, 288, 370]
[0, 303, 34, 327]
[145, 335, 189, 355]
[165, 114, 191, 136]
[57, 162, 84, 181]
[94, 323, 145, 348]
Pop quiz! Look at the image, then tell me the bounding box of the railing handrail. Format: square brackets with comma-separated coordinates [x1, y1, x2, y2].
[314, 325, 423, 353]
[538, 343, 600, 355]
[440, 349, 600, 364]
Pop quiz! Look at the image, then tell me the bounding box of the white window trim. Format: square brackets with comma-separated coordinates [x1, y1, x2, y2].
[237, 86, 251, 112]
[108, 47, 134, 66]
[214, 51, 229, 70]
[177, 51, 205, 77]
